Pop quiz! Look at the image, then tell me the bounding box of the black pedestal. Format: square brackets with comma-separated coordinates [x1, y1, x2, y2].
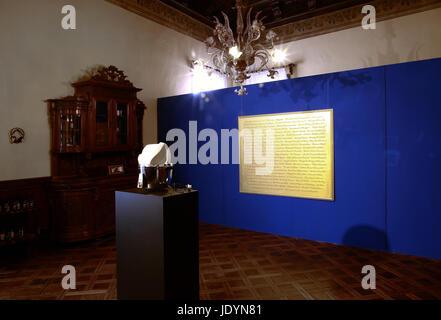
[115, 188, 199, 300]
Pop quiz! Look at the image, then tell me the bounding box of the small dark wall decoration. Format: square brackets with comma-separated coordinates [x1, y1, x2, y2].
[8, 128, 25, 144]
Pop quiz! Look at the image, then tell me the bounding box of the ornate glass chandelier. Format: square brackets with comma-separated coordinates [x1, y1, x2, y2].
[204, 0, 280, 95]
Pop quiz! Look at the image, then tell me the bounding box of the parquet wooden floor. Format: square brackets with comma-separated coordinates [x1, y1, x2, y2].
[1, 223, 440, 300]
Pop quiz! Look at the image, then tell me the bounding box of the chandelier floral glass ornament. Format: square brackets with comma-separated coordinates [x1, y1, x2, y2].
[204, 0, 279, 95]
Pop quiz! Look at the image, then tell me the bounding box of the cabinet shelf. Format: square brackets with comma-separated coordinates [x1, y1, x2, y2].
[0, 209, 36, 218]
[0, 234, 37, 247]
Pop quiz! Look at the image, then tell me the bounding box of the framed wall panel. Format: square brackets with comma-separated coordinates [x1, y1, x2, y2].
[238, 109, 334, 200]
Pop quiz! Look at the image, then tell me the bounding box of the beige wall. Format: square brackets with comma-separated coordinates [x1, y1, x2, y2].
[0, 0, 207, 180]
[1, 1, 441, 181]
[282, 8, 441, 78]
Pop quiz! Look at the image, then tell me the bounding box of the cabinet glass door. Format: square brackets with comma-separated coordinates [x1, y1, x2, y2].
[116, 103, 128, 145]
[60, 109, 82, 149]
[95, 101, 109, 146]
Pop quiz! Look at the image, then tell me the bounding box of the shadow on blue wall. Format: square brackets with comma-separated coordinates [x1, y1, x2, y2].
[342, 225, 389, 252]
[257, 71, 373, 105]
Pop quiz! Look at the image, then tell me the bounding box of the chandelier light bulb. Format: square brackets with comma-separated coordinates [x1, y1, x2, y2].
[271, 49, 287, 64]
[192, 60, 205, 74]
[229, 46, 242, 60]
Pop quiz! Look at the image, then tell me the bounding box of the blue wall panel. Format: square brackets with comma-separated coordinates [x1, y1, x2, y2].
[386, 59, 441, 259]
[158, 58, 441, 259]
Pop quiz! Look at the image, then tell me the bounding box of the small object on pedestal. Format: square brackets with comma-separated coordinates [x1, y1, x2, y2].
[137, 172, 144, 189]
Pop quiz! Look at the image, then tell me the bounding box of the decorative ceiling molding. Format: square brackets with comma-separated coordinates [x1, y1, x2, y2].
[106, 0, 441, 44]
[105, 0, 212, 41]
[273, 0, 441, 43]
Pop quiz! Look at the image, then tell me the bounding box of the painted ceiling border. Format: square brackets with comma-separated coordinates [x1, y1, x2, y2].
[105, 0, 441, 43]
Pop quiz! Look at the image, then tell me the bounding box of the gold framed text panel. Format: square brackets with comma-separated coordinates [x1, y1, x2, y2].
[238, 109, 334, 201]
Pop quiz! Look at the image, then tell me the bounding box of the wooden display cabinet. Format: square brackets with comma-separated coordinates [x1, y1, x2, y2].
[46, 66, 146, 242]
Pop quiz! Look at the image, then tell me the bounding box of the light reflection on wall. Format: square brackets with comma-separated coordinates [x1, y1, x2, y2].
[192, 61, 227, 94]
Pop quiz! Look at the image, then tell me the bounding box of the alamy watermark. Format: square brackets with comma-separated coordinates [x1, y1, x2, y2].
[61, 5, 76, 30]
[361, 265, 376, 290]
[166, 121, 275, 175]
[61, 265, 76, 290]
[362, 5, 376, 30]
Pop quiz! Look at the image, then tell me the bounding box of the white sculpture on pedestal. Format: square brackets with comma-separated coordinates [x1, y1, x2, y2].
[137, 143, 173, 189]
